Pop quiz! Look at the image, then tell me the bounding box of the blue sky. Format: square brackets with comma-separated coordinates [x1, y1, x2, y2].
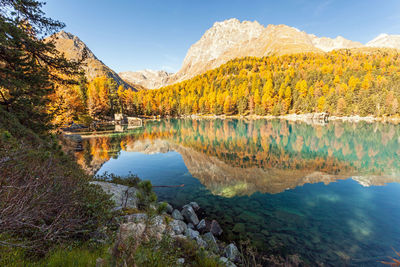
[43, 0, 400, 73]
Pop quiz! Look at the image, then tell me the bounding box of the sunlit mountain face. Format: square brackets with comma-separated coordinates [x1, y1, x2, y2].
[74, 119, 400, 265]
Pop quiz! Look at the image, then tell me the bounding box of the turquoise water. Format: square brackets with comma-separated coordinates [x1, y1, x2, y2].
[78, 119, 400, 265]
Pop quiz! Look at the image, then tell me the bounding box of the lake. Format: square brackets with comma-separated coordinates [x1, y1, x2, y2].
[76, 119, 400, 265]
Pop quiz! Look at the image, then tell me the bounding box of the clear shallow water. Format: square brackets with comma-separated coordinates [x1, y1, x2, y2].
[77, 119, 400, 265]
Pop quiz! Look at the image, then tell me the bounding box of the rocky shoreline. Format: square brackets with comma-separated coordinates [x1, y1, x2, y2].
[91, 181, 240, 267]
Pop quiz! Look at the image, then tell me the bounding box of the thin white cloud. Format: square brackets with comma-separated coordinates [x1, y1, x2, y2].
[314, 0, 333, 16]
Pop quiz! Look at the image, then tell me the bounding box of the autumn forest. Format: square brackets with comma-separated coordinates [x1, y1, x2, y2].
[53, 49, 400, 125]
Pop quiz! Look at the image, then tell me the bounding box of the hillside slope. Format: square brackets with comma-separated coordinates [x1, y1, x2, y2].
[49, 31, 137, 91]
[130, 49, 400, 117]
[165, 19, 369, 85]
[0, 107, 111, 252]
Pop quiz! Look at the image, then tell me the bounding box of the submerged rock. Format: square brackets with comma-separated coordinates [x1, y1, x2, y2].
[181, 204, 199, 225]
[172, 209, 184, 220]
[210, 220, 223, 236]
[90, 181, 138, 209]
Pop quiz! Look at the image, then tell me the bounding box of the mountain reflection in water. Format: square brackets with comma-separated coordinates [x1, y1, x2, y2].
[76, 119, 400, 196]
[75, 119, 400, 265]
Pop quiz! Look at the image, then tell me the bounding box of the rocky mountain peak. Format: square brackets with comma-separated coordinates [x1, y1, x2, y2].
[117, 19, 400, 89]
[366, 33, 400, 49]
[181, 18, 264, 66]
[171, 19, 319, 83]
[51, 30, 97, 60]
[50, 31, 135, 90]
[308, 34, 363, 52]
[118, 69, 173, 89]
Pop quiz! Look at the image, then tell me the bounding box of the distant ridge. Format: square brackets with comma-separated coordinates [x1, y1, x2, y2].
[366, 33, 400, 49]
[118, 70, 173, 90]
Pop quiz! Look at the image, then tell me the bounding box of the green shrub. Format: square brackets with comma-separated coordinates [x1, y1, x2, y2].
[0, 243, 110, 267]
[0, 108, 113, 255]
[157, 202, 168, 214]
[113, 234, 224, 267]
[94, 172, 141, 187]
[137, 180, 158, 210]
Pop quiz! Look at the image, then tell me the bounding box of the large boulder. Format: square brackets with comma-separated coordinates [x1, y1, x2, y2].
[195, 236, 207, 248]
[220, 257, 237, 267]
[224, 243, 239, 262]
[172, 209, 184, 220]
[117, 215, 167, 246]
[166, 203, 173, 214]
[185, 228, 200, 239]
[181, 204, 199, 225]
[118, 221, 147, 244]
[210, 220, 223, 236]
[169, 219, 188, 235]
[125, 213, 147, 222]
[203, 232, 218, 252]
[189, 201, 200, 211]
[90, 181, 138, 209]
[197, 219, 207, 232]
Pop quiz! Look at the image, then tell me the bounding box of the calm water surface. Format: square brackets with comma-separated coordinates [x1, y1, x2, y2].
[76, 119, 400, 266]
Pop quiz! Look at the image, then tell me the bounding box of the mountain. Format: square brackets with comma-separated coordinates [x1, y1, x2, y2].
[308, 34, 363, 52]
[118, 70, 172, 89]
[161, 19, 400, 86]
[366, 33, 400, 49]
[49, 31, 136, 91]
[119, 138, 400, 197]
[166, 19, 369, 84]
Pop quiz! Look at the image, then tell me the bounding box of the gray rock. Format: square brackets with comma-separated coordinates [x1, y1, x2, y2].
[96, 257, 105, 267]
[166, 203, 173, 214]
[197, 219, 206, 231]
[189, 201, 200, 211]
[185, 228, 200, 239]
[195, 236, 208, 248]
[203, 232, 217, 245]
[90, 181, 138, 209]
[172, 234, 187, 239]
[172, 209, 184, 220]
[169, 219, 188, 235]
[220, 257, 237, 267]
[203, 232, 218, 252]
[210, 220, 223, 236]
[125, 213, 147, 222]
[220, 257, 228, 263]
[224, 243, 239, 262]
[181, 204, 199, 225]
[111, 206, 123, 213]
[177, 258, 185, 265]
[188, 223, 195, 229]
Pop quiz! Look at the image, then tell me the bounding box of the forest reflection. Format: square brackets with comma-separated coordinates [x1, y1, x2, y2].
[76, 119, 400, 196]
